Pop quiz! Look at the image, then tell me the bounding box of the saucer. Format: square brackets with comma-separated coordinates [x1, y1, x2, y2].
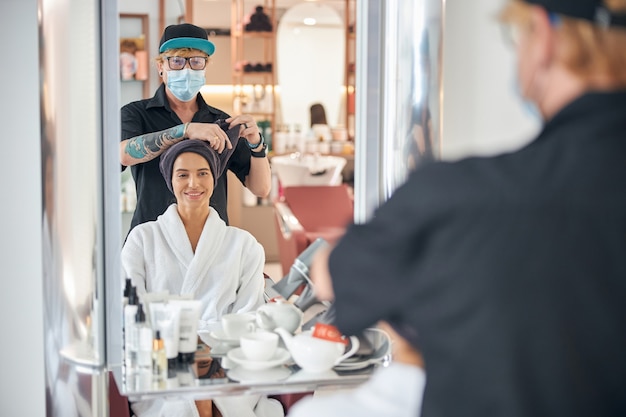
[198, 329, 241, 347]
[287, 369, 338, 382]
[334, 358, 378, 371]
[335, 328, 391, 370]
[227, 347, 291, 371]
[227, 366, 291, 383]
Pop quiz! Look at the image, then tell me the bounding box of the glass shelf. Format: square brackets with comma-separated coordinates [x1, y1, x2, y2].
[115, 320, 388, 402]
[114, 356, 377, 402]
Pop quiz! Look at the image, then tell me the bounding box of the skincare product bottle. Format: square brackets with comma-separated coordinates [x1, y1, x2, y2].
[123, 278, 132, 307]
[134, 303, 153, 373]
[124, 286, 138, 371]
[152, 330, 167, 382]
[169, 299, 202, 365]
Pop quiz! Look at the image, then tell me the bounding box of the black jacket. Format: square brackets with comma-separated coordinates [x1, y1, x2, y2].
[330, 91, 626, 417]
[121, 84, 252, 230]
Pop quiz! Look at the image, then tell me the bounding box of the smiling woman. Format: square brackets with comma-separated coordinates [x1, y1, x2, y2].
[121, 137, 271, 416]
[168, 151, 216, 223]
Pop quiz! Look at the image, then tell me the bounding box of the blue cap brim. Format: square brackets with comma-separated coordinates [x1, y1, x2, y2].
[159, 37, 215, 56]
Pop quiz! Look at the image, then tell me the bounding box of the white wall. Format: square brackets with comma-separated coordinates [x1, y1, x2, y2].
[0, 0, 46, 415]
[442, 0, 540, 160]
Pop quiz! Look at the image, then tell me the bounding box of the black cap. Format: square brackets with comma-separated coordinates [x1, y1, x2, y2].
[524, 0, 626, 28]
[159, 23, 215, 56]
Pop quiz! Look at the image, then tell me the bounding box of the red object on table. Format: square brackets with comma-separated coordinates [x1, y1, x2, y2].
[312, 323, 349, 345]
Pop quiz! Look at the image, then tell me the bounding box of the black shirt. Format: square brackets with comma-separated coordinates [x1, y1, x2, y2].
[330, 91, 626, 416]
[121, 84, 252, 230]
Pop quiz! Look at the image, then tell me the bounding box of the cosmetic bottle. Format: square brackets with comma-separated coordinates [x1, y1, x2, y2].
[152, 330, 168, 382]
[134, 303, 153, 373]
[124, 286, 138, 371]
[123, 278, 132, 307]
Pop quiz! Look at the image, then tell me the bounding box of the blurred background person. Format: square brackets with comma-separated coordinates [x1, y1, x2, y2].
[309, 102, 328, 127]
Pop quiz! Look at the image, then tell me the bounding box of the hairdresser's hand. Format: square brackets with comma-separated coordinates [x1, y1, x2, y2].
[377, 321, 424, 368]
[310, 245, 335, 302]
[186, 122, 233, 153]
[227, 115, 262, 147]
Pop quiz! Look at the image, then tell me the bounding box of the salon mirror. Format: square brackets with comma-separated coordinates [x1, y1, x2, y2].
[277, 2, 345, 130]
[115, 0, 352, 359]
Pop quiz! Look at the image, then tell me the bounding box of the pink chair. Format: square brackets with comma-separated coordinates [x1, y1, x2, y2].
[273, 185, 354, 276]
[108, 371, 131, 417]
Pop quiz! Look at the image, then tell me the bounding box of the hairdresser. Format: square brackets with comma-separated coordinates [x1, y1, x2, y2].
[120, 23, 271, 231]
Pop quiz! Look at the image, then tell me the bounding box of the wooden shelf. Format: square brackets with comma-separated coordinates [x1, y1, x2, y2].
[119, 13, 150, 101]
[231, 0, 277, 141]
[344, 0, 356, 139]
[233, 71, 274, 77]
[235, 31, 275, 39]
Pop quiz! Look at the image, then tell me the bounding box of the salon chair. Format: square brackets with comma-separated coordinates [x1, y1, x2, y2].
[273, 184, 354, 277]
[108, 371, 132, 417]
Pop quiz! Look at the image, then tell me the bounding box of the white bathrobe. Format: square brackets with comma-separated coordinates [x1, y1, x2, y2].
[123, 205, 283, 417]
[122, 204, 266, 331]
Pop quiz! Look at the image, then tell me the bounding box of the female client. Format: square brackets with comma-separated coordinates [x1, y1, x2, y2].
[122, 132, 283, 417]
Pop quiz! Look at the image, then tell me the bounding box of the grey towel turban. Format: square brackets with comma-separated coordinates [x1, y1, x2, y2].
[159, 120, 241, 193]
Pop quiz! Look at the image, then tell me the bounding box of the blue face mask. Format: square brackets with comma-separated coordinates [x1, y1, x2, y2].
[511, 71, 543, 123]
[166, 68, 205, 102]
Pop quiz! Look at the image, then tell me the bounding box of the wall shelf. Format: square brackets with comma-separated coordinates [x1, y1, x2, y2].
[119, 13, 151, 101]
[344, 0, 356, 140]
[231, 0, 277, 149]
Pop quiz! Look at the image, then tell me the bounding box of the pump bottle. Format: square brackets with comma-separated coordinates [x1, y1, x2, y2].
[134, 303, 153, 373]
[123, 286, 138, 370]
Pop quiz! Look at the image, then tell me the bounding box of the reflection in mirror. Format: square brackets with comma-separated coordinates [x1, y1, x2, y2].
[112, 1, 364, 399]
[277, 2, 345, 132]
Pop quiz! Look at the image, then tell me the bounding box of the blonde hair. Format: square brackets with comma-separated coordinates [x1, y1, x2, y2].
[500, 0, 626, 86]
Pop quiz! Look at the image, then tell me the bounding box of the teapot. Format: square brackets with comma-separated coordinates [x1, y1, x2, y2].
[256, 300, 303, 334]
[274, 327, 360, 373]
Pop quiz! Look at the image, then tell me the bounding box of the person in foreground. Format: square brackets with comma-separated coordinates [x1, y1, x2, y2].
[122, 138, 282, 417]
[310, 1, 626, 416]
[121, 23, 271, 231]
[287, 321, 426, 417]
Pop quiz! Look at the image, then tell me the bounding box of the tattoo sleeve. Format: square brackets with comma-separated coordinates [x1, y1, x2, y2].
[125, 123, 186, 161]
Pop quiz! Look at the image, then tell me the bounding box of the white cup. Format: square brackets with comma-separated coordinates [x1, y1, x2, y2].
[221, 313, 256, 339]
[240, 331, 279, 361]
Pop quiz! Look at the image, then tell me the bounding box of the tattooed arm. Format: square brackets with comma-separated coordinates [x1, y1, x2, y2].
[120, 123, 187, 167]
